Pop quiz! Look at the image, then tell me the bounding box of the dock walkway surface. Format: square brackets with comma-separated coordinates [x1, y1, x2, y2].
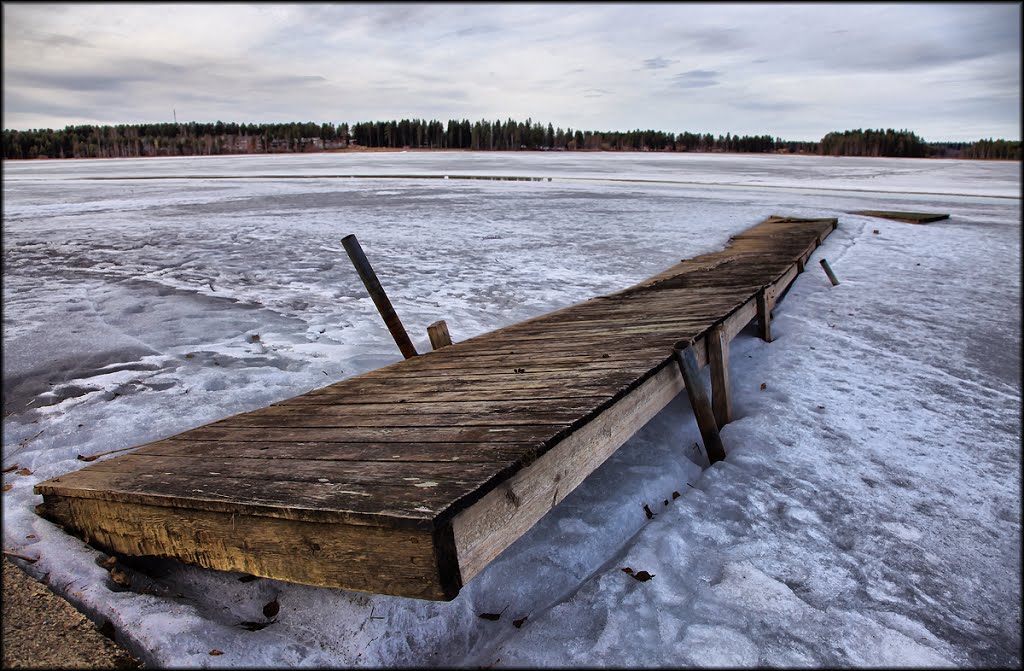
[35, 215, 837, 601]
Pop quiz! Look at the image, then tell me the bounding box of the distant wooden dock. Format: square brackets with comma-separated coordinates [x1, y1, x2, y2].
[849, 210, 949, 224]
[35, 215, 837, 600]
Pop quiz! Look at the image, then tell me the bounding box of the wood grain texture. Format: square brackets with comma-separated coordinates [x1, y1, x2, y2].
[34, 215, 837, 600]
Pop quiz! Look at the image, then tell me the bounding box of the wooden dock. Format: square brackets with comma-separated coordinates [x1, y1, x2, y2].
[34, 215, 837, 600]
[849, 210, 949, 224]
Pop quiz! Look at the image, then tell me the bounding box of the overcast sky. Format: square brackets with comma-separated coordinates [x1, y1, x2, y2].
[2, 2, 1020, 141]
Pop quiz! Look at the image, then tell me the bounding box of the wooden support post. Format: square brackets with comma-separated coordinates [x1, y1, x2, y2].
[427, 320, 453, 350]
[342, 235, 419, 359]
[796, 256, 806, 273]
[819, 258, 840, 286]
[756, 288, 772, 342]
[707, 325, 732, 427]
[674, 344, 726, 465]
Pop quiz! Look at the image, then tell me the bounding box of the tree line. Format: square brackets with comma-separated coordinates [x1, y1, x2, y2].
[2, 119, 1018, 161]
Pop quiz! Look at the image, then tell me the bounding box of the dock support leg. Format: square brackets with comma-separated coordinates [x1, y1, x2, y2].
[707, 325, 732, 427]
[342, 234, 419, 359]
[427, 320, 453, 350]
[674, 345, 726, 465]
[819, 258, 840, 286]
[757, 288, 773, 343]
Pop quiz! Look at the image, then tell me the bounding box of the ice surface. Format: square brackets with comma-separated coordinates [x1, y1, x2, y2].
[2, 152, 1020, 667]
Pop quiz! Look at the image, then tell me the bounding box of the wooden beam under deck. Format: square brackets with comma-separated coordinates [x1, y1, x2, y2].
[34, 215, 837, 600]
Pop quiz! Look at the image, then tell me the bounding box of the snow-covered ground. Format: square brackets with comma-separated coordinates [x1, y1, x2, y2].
[2, 152, 1020, 667]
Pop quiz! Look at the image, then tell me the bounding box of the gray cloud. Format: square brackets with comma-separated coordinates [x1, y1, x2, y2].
[671, 70, 720, 89]
[642, 57, 676, 70]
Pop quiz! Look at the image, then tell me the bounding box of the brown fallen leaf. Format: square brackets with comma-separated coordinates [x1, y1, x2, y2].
[631, 570, 655, 582]
[263, 599, 280, 619]
[3, 485, 12, 492]
[760, 383, 767, 391]
[643, 504, 655, 520]
[621, 567, 634, 575]
[672, 491, 680, 499]
[110, 567, 131, 586]
[15, 468, 33, 476]
[872, 229, 879, 234]
[209, 650, 224, 656]
[2, 464, 18, 474]
[512, 616, 528, 629]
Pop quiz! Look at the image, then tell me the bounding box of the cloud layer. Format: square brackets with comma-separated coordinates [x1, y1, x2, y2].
[3, 3, 1020, 141]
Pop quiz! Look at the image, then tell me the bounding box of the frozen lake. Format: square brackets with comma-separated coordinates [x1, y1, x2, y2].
[2, 152, 1020, 667]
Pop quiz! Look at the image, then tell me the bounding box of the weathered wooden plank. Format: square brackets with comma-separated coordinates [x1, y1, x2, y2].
[133, 439, 542, 464]
[354, 359, 655, 381]
[36, 465, 489, 526]
[37, 497, 458, 599]
[278, 388, 617, 404]
[757, 287, 773, 342]
[848, 210, 949, 224]
[427, 320, 453, 350]
[223, 408, 587, 429]
[267, 398, 606, 416]
[675, 346, 726, 464]
[707, 324, 731, 427]
[168, 424, 569, 445]
[452, 360, 683, 582]
[316, 366, 638, 390]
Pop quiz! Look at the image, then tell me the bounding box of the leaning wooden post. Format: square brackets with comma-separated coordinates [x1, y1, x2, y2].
[674, 342, 726, 464]
[707, 325, 732, 427]
[342, 234, 418, 359]
[756, 287, 772, 342]
[819, 258, 840, 286]
[427, 319, 453, 350]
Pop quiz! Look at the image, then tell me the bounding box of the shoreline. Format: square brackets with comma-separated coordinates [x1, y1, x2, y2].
[3, 148, 1018, 163]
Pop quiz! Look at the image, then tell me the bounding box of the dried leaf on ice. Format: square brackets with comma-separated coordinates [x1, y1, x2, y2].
[209, 650, 224, 656]
[512, 616, 528, 629]
[621, 567, 634, 575]
[263, 599, 280, 618]
[672, 491, 680, 499]
[15, 468, 33, 476]
[2, 464, 18, 474]
[2, 485, 12, 492]
[643, 504, 655, 519]
[760, 382, 767, 391]
[631, 570, 655, 582]
[110, 567, 131, 586]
